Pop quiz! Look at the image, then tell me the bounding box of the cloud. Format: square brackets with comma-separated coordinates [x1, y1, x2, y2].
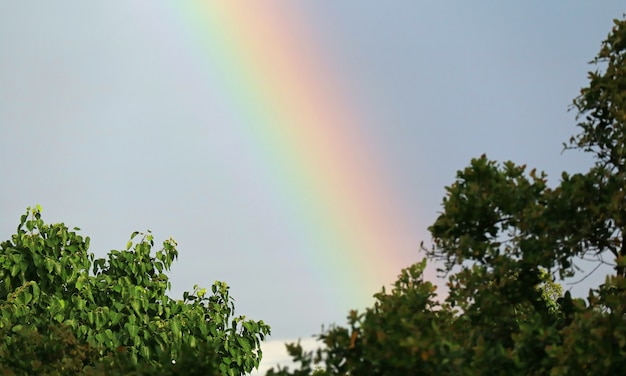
[253, 337, 322, 375]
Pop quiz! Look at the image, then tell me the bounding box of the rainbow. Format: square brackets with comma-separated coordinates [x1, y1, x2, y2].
[147, 2, 422, 309]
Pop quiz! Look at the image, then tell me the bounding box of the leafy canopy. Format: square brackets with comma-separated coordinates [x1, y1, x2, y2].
[0, 206, 270, 375]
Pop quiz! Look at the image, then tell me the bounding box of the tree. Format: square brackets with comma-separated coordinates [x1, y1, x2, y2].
[568, 15, 626, 278]
[268, 16, 626, 376]
[266, 260, 454, 376]
[267, 259, 563, 376]
[0, 206, 270, 375]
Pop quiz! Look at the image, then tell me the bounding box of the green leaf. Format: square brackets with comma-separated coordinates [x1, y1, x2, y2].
[125, 323, 140, 337]
[22, 292, 33, 305]
[109, 312, 122, 325]
[95, 332, 106, 345]
[138, 345, 149, 359]
[170, 320, 181, 339]
[237, 337, 251, 352]
[131, 301, 141, 315]
[104, 329, 115, 341]
[78, 325, 88, 337]
[45, 258, 54, 273]
[10, 264, 19, 277]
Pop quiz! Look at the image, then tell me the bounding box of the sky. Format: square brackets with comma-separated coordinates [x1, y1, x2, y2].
[1, 1, 625, 373]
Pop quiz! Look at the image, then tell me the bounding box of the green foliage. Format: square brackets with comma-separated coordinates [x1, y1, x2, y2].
[269, 15, 626, 376]
[0, 321, 97, 375]
[568, 17, 626, 278]
[0, 207, 270, 375]
[0, 320, 225, 375]
[267, 260, 562, 376]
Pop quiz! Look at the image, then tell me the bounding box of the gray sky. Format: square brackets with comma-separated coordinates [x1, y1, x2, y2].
[1, 1, 624, 372]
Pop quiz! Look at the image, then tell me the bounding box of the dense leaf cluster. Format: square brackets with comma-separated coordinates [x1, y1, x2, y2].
[268, 16, 626, 376]
[0, 206, 269, 375]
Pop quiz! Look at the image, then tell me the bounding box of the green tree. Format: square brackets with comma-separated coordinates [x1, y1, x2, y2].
[266, 260, 449, 376]
[268, 15, 626, 376]
[0, 206, 270, 375]
[267, 260, 562, 376]
[428, 16, 626, 373]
